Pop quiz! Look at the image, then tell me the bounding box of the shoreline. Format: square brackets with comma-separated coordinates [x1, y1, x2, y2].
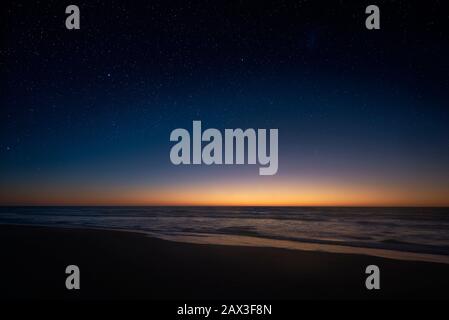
[1, 224, 449, 299]
[2, 222, 449, 265]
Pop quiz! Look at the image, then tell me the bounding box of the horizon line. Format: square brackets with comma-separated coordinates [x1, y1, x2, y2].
[1, 204, 449, 208]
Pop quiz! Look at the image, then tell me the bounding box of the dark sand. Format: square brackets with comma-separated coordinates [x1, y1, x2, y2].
[1, 225, 448, 299]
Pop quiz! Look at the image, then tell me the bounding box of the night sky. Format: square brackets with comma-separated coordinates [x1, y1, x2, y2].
[1, 0, 449, 206]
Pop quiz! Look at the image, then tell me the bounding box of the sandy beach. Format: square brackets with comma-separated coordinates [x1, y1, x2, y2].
[1, 224, 448, 300]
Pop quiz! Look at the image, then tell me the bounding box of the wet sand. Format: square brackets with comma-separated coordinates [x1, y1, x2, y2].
[1, 225, 448, 299]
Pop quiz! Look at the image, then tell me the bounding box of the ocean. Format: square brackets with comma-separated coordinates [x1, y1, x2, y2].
[1, 206, 449, 263]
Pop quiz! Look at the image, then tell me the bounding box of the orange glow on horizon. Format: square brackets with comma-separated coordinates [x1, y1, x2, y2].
[2, 180, 449, 207]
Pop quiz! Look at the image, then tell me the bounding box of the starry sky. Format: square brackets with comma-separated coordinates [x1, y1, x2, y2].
[1, 0, 449, 206]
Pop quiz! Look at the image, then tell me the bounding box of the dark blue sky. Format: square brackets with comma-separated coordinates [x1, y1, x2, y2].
[1, 0, 449, 205]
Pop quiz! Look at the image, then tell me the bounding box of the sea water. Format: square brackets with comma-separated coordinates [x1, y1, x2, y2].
[1, 206, 448, 263]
